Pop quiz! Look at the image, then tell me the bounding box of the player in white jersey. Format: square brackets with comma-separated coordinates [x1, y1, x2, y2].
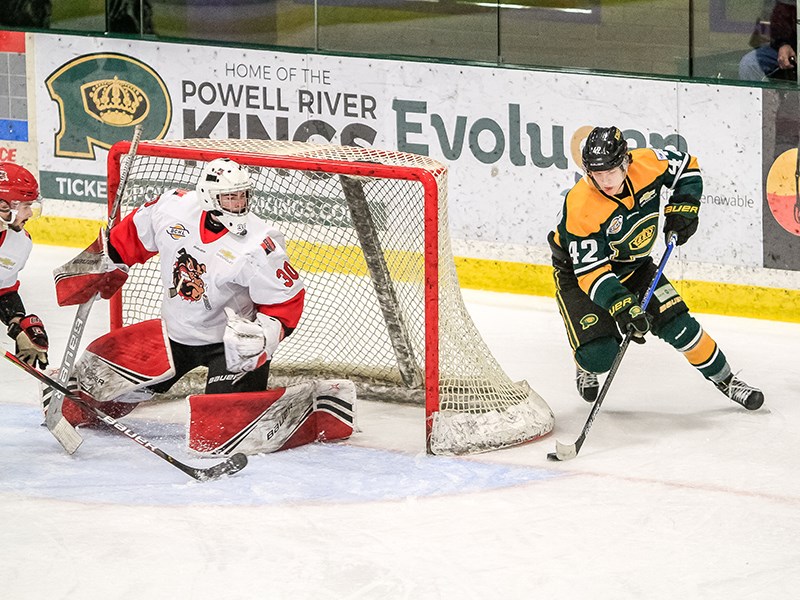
[52, 158, 306, 427]
[0, 162, 49, 369]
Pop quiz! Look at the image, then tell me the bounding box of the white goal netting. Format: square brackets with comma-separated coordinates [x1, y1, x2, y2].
[110, 138, 554, 454]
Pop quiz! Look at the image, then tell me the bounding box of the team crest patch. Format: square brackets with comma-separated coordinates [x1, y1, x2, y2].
[169, 248, 210, 309]
[607, 215, 623, 235]
[629, 225, 656, 251]
[580, 314, 599, 330]
[167, 223, 188, 240]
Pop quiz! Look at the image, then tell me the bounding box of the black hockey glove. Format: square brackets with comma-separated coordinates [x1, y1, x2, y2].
[609, 294, 651, 344]
[663, 201, 699, 246]
[8, 314, 49, 368]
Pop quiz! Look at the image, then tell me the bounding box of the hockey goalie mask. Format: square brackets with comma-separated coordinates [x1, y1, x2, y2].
[0, 162, 43, 229]
[196, 158, 253, 236]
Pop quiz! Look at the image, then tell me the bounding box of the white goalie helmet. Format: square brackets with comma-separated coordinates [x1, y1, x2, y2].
[196, 158, 253, 236]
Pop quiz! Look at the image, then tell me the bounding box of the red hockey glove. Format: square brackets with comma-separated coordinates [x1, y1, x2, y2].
[8, 314, 49, 368]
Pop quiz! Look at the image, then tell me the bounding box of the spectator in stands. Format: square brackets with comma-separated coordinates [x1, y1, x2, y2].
[108, 0, 154, 34]
[739, 0, 797, 82]
[0, 0, 51, 28]
[0, 1, 152, 34]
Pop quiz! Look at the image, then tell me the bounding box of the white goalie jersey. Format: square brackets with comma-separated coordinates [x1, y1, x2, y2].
[0, 227, 32, 292]
[109, 189, 305, 346]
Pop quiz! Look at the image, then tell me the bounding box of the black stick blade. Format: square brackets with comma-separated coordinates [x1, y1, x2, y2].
[188, 453, 249, 481]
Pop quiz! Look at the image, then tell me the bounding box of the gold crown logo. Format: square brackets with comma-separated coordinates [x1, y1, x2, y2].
[630, 225, 656, 250]
[81, 76, 148, 126]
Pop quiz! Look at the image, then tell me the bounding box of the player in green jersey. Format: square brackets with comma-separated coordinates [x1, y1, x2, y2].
[548, 126, 763, 410]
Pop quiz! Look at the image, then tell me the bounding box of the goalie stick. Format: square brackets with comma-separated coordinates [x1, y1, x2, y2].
[5, 350, 248, 481]
[547, 232, 679, 462]
[45, 125, 143, 454]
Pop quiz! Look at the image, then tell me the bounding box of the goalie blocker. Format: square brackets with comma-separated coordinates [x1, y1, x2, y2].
[41, 319, 174, 427]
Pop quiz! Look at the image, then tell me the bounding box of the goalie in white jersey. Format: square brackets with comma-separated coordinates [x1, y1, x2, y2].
[52, 157, 307, 428]
[50, 157, 355, 456]
[0, 162, 49, 370]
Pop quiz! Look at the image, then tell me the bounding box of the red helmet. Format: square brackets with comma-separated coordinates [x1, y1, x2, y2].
[0, 162, 40, 203]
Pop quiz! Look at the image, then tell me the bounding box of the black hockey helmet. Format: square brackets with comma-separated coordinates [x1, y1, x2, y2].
[581, 126, 629, 172]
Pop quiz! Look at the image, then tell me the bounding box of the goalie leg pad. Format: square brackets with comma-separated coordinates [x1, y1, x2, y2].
[314, 379, 358, 441]
[188, 379, 356, 456]
[41, 376, 137, 428]
[75, 319, 175, 403]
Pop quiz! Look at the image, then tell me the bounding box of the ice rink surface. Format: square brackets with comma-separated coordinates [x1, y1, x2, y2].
[2, 244, 799, 599]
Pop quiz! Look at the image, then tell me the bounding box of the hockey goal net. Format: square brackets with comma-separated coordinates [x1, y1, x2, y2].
[107, 138, 554, 455]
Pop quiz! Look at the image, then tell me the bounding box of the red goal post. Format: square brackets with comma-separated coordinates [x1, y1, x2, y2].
[107, 138, 554, 455]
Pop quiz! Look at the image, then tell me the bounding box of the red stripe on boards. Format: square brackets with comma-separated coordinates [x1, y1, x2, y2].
[0, 31, 25, 54]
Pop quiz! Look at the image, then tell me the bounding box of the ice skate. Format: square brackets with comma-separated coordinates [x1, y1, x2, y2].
[716, 374, 764, 411]
[576, 367, 599, 402]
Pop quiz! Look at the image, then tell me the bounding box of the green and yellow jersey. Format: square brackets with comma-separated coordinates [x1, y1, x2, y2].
[552, 147, 702, 311]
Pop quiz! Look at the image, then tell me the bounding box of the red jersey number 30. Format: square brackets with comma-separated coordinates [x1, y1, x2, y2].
[276, 261, 300, 287]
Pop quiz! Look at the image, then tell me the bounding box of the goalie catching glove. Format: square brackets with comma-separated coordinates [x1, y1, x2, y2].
[223, 307, 283, 372]
[53, 228, 129, 306]
[8, 314, 48, 368]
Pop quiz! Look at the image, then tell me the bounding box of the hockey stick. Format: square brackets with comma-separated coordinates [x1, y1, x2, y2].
[45, 125, 143, 454]
[547, 233, 679, 461]
[107, 124, 143, 229]
[6, 350, 248, 481]
[42, 298, 94, 454]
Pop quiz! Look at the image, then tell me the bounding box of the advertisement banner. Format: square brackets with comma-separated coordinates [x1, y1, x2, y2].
[33, 33, 764, 270]
[761, 88, 800, 272]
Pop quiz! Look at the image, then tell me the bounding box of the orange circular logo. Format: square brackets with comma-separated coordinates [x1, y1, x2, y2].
[766, 148, 800, 236]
